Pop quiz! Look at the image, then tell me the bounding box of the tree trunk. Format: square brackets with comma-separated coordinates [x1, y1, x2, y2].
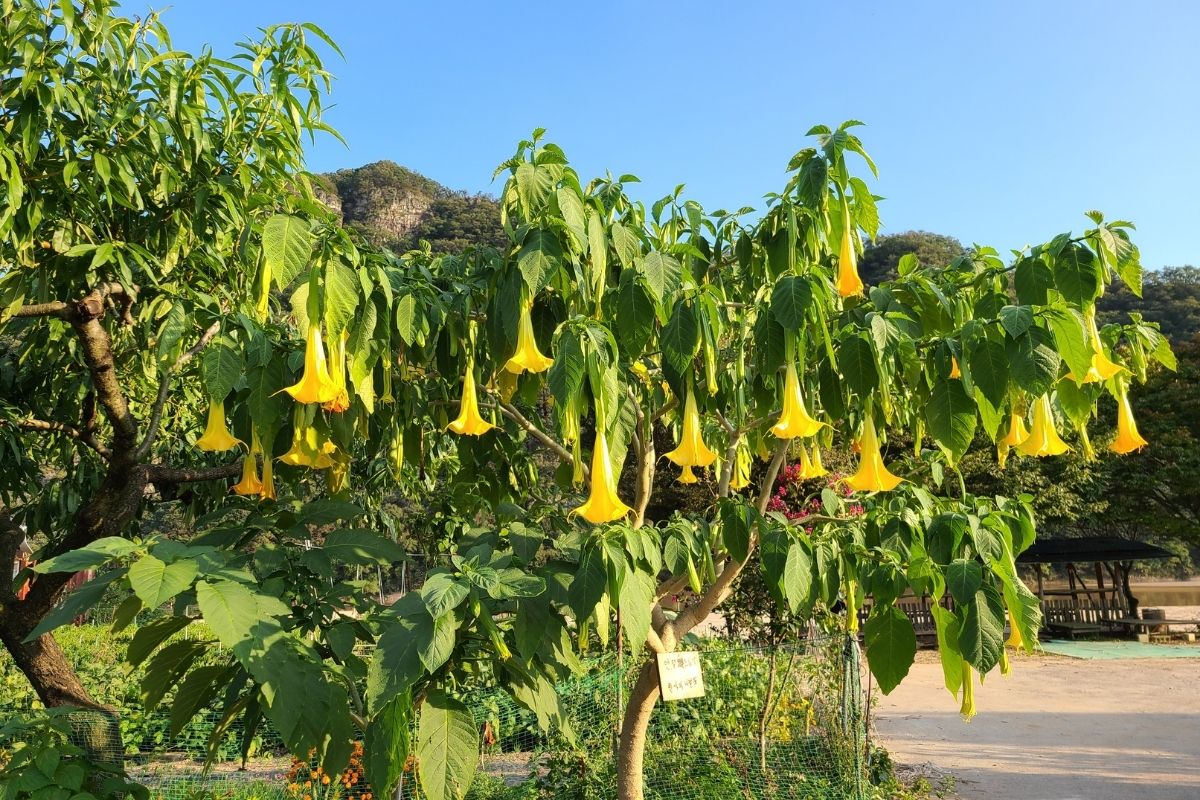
[616, 661, 662, 800]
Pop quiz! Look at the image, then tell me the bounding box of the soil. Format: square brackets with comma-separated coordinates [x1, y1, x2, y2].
[873, 649, 1200, 800]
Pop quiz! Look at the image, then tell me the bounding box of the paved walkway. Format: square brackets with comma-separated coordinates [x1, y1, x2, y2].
[873, 652, 1200, 800]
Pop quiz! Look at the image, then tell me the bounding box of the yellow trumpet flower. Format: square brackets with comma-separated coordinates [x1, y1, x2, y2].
[678, 464, 699, 484]
[809, 444, 829, 477]
[999, 650, 1011, 677]
[1005, 609, 1024, 650]
[771, 362, 827, 439]
[797, 444, 827, 480]
[447, 359, 495, 436]
[845, 414, 903, 492]
[279, 422, 337, 469]
[729, 441, 752, 491]
[997, 411, 1030, 469]
[949, 357, 961, 379]
[232, 431, 264, 495]
[836, 199, 864, 298]
[665, 389, 718, 478]
[1110, 382, 1148, 454]
[1016, 395, 1070, 457]
[1072, 309, 1126, 384]
[504, 303, 554, 374]
[196, 399, 243, 452]
[573, 428, 632, 524]
[323, 331, 351, 413]
[259, 447, 277, 500]
[960, 663, 976, 721]
[283, 325, 337, 404]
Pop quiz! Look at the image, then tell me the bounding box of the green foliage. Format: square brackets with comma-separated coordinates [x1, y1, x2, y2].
[858, 231, 967, 285]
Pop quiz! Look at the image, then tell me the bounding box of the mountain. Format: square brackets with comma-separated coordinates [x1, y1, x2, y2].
[314, 161, 506, 255]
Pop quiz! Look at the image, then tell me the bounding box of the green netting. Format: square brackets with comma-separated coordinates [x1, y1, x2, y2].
[2, 630, 884, 800]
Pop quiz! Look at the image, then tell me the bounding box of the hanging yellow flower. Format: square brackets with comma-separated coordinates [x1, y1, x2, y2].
[797, 443, 827, 480]
[326, 448, 352, 493]
[809, 444, 829, 477]
[573, 429, 632, 524]
[1005, 609, 1024, 650]
[447, 359, 495, 436]
[770, 362, 827, 439]
[196, 399, 243, 452]
[1016, 395, 1070, 457]
[283, 325, 337, 404]
[729, 441, 752, 491]
[678, 464, 699, 485]
[322, 331, 351, 413]
[259, 447, 277, 500]
[664, 388, 718, 480]
[1072, 309, 1125, 384]
[1110, 381, 1148, 454]
[996, 410, 1029, 469]
[279, 422, 337, 469]
[960, 662, 976, 721]
[232, 430, 264, 495]
[504, 303, 554, 374]
[845, 414, 903, 492]
[949, 357, 962, 379]
[836, 198, 864, 298]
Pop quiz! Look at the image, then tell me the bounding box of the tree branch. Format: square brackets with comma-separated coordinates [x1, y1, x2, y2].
[14, 418, 110, 459]
[136, 321, 221, 459]
[496, 401, 584, 476]
[9, 301, 71, 319]
[146, 462, 241, 484]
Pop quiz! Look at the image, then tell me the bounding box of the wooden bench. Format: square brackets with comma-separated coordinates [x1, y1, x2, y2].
[1046, 620, 1105, 639]
[1105, 616, 1198, 642]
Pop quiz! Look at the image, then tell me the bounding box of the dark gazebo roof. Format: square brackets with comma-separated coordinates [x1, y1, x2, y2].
[1017, 536, 1174, 565]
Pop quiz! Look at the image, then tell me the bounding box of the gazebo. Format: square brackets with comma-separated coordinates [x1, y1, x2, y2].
[1017, 536, 1176, 638]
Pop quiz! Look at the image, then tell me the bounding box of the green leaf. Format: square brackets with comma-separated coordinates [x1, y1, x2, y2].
[638, 252, 681, 303]
[395, 292, 422, 346]
[263, 215, 312, 291]
[837, 335, 878, 397]
[864, 606, 917, 695]
[368, 595, 432, 714]
[946, 559, 983, 605]
[322, 529, 405, 566]
[128, 555, 198, 608]
[1045, 308, 1091, 380]
[1014, 257, 1053, 305]
[33, 537, 136, 574]
[959, 583, 1005, 674]
[1006, 327, 1061, 396]
[615, 270, 655, 358]
[169, 664, 234, 737]
[610, 222, 641, 269]
[1054, 244, 1102, 307]
[196, 580, 273, 648]
[771, 275, 813, 330]
[568, 546, 607, 622]
[925, 379, 977, 460]
[660, 299, 700, 378]
[298, 499, 362, 526]
[366, 694, 412, 799]
[202, 342, 244, 401]
[618, 570, 655, 656]
[783, 539, 815, 616]
[324, 258, 361, 336]
[998, 305, 1034, 339]
[556, 188, 587, 251]
[718, 500, 754, 564]
[127, 615, 193, 667]
[417, 692, 478, 800]
[420, 612, 457, 673]
[421, 572, 471, 618]
[518, 228, 562, 292]
[966, 335, 1008, 409]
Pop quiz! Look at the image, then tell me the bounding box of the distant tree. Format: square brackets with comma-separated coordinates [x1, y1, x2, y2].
[1097, 266, 1200, 344]
[397, 192, 507, 254]
[859, 230, 966, 285]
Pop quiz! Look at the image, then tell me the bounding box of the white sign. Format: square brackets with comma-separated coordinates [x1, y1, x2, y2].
[657, 650, 705, 701]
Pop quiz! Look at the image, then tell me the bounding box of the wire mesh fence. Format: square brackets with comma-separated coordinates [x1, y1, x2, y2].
[3, 627, 880, 800]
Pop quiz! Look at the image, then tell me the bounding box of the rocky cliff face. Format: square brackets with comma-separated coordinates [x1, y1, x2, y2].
[316, 161, 504, 254]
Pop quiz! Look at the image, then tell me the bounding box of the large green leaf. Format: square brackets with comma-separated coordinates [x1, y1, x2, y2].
[864, 606, 917, 695]
[1044, 308, 1091, 380]
[322, 529, 405, 566]
[33, 537, 136, 574]
[783, 539, 815, 616]
[837, 335, 878, 397]
[771, 275, 813, 330]
[366, 694, 412, 799]
[966, 334, 1008, 409]
[518, 228, 562, 292]
[169, 664, 235, 737]
[263, 215, 312, 291]
[202, 342, 244, 401]
[946, 559, 983, 605]
[421, 572, 471, 618]
[1005, 327, 1061, 396]
[324, 258, 361, 336]
[568, 546, 607, 622]
[127, 615, 193, 667]
[660, 299, 700, 378]
[959, 583, 1005, 673]
[615, 270, 655, 358]
[638, 252, 681, 303]
[1014, 256, 1053, 305]
[367, 594, 432, 714]
[1054, 244, 1102, 307]
[610, 221, 641, 269]
[25, 570, 127, 641]
[128, 554, 198, 609]
[925, 378, 977, 460]
[417, 692, 478, 800]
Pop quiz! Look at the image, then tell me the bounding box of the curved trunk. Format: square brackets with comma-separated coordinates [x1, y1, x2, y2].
[616, 661, 662, 800]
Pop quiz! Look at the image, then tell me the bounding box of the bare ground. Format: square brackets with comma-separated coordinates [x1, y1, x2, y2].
[873, 650, 1200, 800]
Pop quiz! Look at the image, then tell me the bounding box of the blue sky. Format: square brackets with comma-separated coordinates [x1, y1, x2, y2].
[161, 1, 1199, 268]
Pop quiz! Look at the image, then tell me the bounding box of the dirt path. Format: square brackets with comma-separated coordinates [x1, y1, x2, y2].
[873, 652, 1200, 800]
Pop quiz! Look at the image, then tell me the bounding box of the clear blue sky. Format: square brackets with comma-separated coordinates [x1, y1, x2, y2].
[159, 1, 1199, 268]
